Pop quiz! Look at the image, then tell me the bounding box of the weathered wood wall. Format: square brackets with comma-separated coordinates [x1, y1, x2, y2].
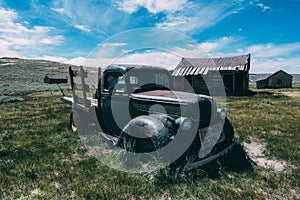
[173, 70, 249, 96]
[268, 71, 292, 88]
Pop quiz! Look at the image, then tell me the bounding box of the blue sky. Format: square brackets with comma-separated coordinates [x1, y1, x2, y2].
[0, 0, 300, 73]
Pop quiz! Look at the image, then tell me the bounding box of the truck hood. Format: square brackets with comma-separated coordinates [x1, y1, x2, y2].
[130, 90, 213, 105]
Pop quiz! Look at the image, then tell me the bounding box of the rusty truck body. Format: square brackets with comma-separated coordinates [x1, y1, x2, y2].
[62, 64, 236, 171]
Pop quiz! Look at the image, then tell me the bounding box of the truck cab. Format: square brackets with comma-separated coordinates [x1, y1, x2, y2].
[97, 65, 174, 134]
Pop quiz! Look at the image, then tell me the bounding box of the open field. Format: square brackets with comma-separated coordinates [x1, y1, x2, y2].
[0, 58, 299, 199]
[1, 91, 299, 199]
[0, 57, 70, 95]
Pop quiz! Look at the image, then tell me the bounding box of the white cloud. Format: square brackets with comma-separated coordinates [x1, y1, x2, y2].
[30, 56, 86, 67]
[156, 15, 190, 30]
[66, 57, 86, 66]
[251, 57, 300, 73]
[82, 50, 181, 69]
[79, 49, 182, 69]
[83, 57, 117, 68]
[115, 0, 187, 14]
[51, 7, 65, 14]
[40, 35, 64, 44]
[256, 3, 270, 12]
[74, 25, 91, 32]
[172, 37, 237, 58]
[156, 1, 246, 33]
[114, 51, 181, 69]
[0, 39, 20, 57]
[30, 39, 300, 74]
[31, 55, 68, 63]
[0, 8, 64, 57]
[99, 43, 127, 47]
[51, 0, 121, 37]
[246, 43, 300, 73]
[247, 43, 300, 58]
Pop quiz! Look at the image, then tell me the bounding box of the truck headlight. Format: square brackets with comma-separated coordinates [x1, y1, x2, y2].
[176, 117, 192, 132]
[218, 108, 226, 120]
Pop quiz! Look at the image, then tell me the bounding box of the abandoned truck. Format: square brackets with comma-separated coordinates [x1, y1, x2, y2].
[62, 64, 236, 171]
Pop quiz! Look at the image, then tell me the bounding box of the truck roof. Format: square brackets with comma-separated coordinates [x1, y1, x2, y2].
[104, 64, 170, 74]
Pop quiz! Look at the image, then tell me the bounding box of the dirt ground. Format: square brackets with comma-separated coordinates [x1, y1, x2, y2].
[243, 141, 287, 172]
[281, 91, 300, 97]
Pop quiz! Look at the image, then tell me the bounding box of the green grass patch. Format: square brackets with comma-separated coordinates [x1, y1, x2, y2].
[0, 90, 299, 199]
[0, 96, 24, 103]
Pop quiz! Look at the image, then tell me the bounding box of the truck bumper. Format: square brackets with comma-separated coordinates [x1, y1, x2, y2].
[183, 140, 237, 172]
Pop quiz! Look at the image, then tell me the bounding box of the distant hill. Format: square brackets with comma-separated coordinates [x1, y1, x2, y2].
[0, 57, 73, 95]
[0, 57, 71, 68]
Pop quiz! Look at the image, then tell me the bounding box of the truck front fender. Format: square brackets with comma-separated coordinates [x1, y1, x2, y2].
[117, 115, 171, 153]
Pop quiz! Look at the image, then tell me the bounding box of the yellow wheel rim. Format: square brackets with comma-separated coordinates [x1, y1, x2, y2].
[71, 114, 78, 133]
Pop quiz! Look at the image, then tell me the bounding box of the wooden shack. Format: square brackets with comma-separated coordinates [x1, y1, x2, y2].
[256, 70, 293, 89]
[44, 75, 68, 84]
[172, 54, 251, 96]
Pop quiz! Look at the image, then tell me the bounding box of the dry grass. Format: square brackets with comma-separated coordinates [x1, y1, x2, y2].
[0, 89, 298, 199]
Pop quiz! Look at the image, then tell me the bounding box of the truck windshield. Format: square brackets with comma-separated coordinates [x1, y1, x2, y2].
[128, 71, 171, 93]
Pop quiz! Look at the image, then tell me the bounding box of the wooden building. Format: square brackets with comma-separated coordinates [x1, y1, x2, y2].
[44, 75, 68, 84]
[256, 70, 293, 89]
[172, 54, 251, 96]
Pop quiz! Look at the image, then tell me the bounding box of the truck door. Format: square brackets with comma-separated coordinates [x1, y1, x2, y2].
[101, 72, 130, 134]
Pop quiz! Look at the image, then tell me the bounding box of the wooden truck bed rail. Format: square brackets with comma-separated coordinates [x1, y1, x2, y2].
[65, 65, 101, 109]
[61, 96, 98, 107]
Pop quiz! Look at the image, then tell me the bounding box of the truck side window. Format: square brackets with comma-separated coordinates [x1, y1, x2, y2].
[114, 76, 125, 93]
[129, 76, 139, 90]
[104, 73, 125, 93]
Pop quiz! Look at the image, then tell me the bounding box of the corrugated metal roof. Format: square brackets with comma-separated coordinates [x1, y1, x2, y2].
[172, 54, 250, 76]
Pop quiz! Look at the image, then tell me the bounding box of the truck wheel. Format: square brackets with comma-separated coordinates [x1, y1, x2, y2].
[119, 133, 156, 153]
[70, 110, 80, 134]
[135, 138, 156, 153]
[224, 117, 234, 142]
[119, 115, 168, 153]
